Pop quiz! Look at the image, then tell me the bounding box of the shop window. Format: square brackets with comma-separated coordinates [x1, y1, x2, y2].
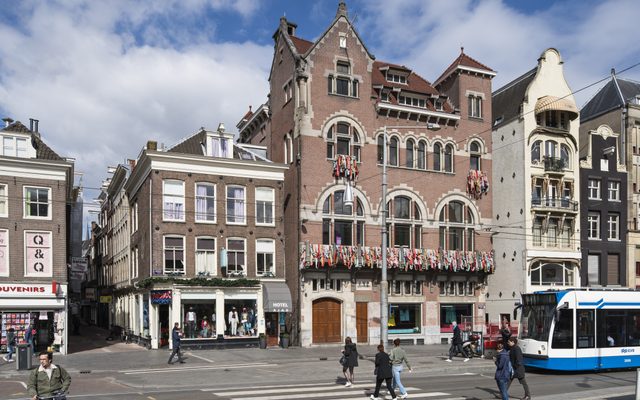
[182, 302, 217, 339]
[195, 183, 216, 222]
[440, 303, 473, 332]
[256, 239, 275, 276]
[163, 236, 185, 275]
[195, 237, 216, 276]
[224, 300, 257, 337]
[389, 303, 421, 334]
[24, 186, 51, 219]
[226, 238, 246, 276]
[256, 187, 275, 225]
[226, 185, 246, 224]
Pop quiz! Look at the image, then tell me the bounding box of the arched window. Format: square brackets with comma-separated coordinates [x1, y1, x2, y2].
[389, 137, 399, 166]
[444, 144, 454, 172]
[406, 139, 415, 168]
[325, 122, 361, 161]
[433, 143, 442, 171]
[386, 195, 422, 247]
[545, 141, 557, 159]
[417, 141, 427, 170]
[377, 135, 384, 163]
[283, 136, 289, 164]
[531, 140, 542, 164]
[530, 261, 575, 286]
[439, 201, 474, 251]
[560, 144, 570, 168]
[322, 190, 365, 246]
[469, 141, 481, 171]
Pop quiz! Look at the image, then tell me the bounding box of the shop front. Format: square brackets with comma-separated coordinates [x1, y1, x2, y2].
[0, 282, 68, 354]
[262, 282, 292, 347]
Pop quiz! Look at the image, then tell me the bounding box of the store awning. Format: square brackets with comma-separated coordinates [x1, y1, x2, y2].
[535, 95, 579, 120]
[263, 282, 292, 312]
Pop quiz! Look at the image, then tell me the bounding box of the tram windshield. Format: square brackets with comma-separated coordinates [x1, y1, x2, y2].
[520, 293, 556, 342]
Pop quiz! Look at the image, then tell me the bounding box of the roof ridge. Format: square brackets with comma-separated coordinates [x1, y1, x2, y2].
[492, 67, 536, 97]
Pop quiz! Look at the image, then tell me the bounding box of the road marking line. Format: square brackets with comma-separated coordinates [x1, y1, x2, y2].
[101, 347, 112, 352]
[147, 397, 156, 400]
[217, 383, 400, 396]
[256, 368, 289, 376]
[123, 362, 270, 375]
[185, 352, 214, 363]
[201, 382, 338, 392]
[230, 390, 449, 400]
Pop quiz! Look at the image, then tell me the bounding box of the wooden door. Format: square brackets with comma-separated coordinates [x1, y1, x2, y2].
[312, 298, 341, 343]
[356, 302, 368, 344]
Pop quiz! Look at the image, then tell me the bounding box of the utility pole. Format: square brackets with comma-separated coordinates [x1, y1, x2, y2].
[380, 127, 388, 345]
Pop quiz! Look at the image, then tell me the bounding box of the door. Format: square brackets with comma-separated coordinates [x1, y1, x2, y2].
[356, 302, 368, 344]
[265, 312, 279, 347]
[313, 298, 341, 343]
[576, 309, 597, 369]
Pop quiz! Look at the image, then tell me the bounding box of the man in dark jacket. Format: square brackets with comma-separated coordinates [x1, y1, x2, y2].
[508, 337, 531, 400]
[3, 327, 15, 362]
[370, 344, 397, 400]
[500, 319, 512, 349]
[446, 321, 468, 362]
[27, 351, 71, 400]
[167, 323, 185, 364]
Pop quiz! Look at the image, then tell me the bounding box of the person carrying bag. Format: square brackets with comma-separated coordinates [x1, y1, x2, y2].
[27, 351, 71, 400]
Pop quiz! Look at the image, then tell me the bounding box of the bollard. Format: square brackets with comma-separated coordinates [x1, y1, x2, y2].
[636, 368, 640, 400]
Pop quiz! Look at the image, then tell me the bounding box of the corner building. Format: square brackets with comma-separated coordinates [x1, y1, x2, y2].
[238, 3, 496, 346]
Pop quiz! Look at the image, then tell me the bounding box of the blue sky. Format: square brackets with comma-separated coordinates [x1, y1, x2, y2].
[1, 0, 639, 197]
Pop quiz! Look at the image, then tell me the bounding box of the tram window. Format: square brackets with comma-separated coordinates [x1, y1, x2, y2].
[577, 309, 594, 348]
[597, 309, 626, 348]
[551, 309, 574, 349]
[627, 310, 640, 346]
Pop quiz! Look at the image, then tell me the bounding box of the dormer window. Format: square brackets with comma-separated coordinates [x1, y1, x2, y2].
[398, 95, 426, 108]
[1, 135, 30, 158]
[386, 72, 407, 84]
[206, 135, 232, 158]
[381, 91, 389, 102]
[435, 99, 444, 111]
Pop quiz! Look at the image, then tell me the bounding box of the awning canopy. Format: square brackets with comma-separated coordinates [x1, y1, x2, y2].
[263, 282, 292, 312]
[535, 95, 579, 120]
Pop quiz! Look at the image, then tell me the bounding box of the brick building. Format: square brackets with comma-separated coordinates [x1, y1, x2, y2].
[0, 118, 74, 355]
[238, 3, 495, 346]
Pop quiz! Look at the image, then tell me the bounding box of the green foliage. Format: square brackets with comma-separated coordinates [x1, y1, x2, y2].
[136, 276, 260, 289]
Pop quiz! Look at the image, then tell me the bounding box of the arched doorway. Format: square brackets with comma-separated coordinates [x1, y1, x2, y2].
[312, 298, 341, 343]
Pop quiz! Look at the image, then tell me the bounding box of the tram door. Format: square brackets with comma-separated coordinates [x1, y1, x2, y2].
[575, 309, 597, 370]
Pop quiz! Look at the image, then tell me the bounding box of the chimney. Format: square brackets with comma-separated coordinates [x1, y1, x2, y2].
[29, 118, 34, 131]
[146, 140, 157, 151]
[280, 16, 297, 36]
[34, 119, 39, 134]
[2, 117, 14, 128]
[336, 2, 347, 18]
[127, 158, 136, 170]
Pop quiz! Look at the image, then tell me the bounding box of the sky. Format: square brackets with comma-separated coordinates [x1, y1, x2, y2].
[1, 0, 640, 200]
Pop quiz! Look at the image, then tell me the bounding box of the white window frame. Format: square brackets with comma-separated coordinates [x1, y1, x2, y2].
[162, 180, 185, 222]
[226, 185, 246, 225]
[131, 246, 138, 279]
[0, 184, 7, 217]
[195, 236, 216, 276]
[131, 201, 138, 233]
[608, 214, 620, 241]
[255, 187, 275, 226]
[468, 95, 482, 118]
[2, 136, 29, 158]
[23, 186, 51, 220]
[195, 182, 216, 223]
[256, 238, 275, 276]
[588, 179, 601, 200]
[608, 181, 620, 202]
[0, 229, 8, 277]
[226, 238, 246, 276]
[163, 235, 185, 275]
[588, 212, 600, 240]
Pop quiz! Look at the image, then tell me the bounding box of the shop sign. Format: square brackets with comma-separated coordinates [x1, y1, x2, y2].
[0, 283, 56, 297]
[85, 288, 96, 300]
[24, 231, 52, 277]
[151, 290, 172, 305]
[99, 295, 112, 303]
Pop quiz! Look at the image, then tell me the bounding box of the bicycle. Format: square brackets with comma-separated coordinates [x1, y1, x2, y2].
[36, 390, 67, 400]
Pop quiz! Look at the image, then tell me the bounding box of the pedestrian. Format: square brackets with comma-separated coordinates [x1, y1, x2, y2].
[370, 344, 398, 400]
[167, 323, 185, 364]
[390, 338, 412, 399]
[27, 351, 71, 400]
[500, 318, 512, 349]
[446, 320, 469, 362]
[25, 321, 36, 353]
[341, 336, 358, 387]
[228, 307, 239, 336]
[507, 337, 531, 400]
[494, 341, 511, 400]
[2, 327, 15, 362]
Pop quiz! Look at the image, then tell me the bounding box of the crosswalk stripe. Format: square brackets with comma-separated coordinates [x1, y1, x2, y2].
[216, 384, 419, 397]
[225, 388, 446, 400]
[201, 382, 338, 392]
[122, 362, 270, 375]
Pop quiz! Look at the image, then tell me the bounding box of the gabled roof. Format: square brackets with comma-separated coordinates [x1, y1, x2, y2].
[434, 49, 495, 86]
[492, 68, 536, 129]
[581, 77, 640, 122]
[372, 61, 439, 96]
[290, 36, 313, 54]
[1, 121, 64, 161]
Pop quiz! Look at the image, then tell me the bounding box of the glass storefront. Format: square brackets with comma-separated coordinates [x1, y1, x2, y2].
[388, 303, 421, 334]
[224, 299, 257, 337]
[182, 300, 216, 338]
[440, 303, 473, 332]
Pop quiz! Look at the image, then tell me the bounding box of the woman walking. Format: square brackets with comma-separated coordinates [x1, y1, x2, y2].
[508, 337, 531, 400]
[342, 337, 358, 387]
[494, 341, 511, 400]
[370, 344, 397, 400]
[390, 338, 412, 399]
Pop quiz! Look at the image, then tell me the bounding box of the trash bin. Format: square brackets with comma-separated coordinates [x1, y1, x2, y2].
[16, 344, 32, 370]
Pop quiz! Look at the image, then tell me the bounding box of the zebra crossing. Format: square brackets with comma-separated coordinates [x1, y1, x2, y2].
[201, 381, 462, 400]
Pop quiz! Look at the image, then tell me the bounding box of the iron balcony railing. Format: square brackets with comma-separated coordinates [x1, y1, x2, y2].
[531, 196, 578, 211]
[543, 156, 567, 172]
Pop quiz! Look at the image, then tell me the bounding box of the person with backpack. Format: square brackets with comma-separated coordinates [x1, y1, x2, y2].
[508, 337, 531, 400]
[27, 351, 71, 400]
[494, 341, 511, 400]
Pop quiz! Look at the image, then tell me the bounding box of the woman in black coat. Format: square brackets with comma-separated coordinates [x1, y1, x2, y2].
[370, 344, 397, 400]
[507, 337, 531, 400]
[342, 336, 359, 386]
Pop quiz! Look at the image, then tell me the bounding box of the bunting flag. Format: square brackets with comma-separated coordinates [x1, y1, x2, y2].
[332, 154, 359, 181]
[467, 169, 490, 200]
[299, 243, 495, 273]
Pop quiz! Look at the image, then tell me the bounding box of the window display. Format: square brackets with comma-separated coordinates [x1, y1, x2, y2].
[1, 312, 31, 352]
[182, 302, 216, 339]
[388, 304, 421, 334]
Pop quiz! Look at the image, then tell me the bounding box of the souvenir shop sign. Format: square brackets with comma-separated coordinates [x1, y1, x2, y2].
[0, 229, 7, 276]
[151, 290, 172, 305]
[0, 283, 55, 297]
[24, 231, 52, 277]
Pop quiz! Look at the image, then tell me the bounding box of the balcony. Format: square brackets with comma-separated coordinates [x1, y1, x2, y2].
[299, 243, 494, 273]
[543, 156, 566, 173]
[531, 196, 578, 212]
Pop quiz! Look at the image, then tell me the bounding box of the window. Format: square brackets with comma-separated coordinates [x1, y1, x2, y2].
[587, 254, 600, 286]
[608, 214, 620, 241]
[24, 231, 52, 277]
[0, 184, 7, 217]
[226, 186, 246, 224]
[226, 238, 246, 275]
[326, 122, 361, 161]
[0, 229, 7, 276]
[162, 180, 185, 221]
[131, 246, 139, 279]
[386, 73, 406, 84]
[24, 186, 50, 219]
[588, 179, 601, 200]
[433, 143, 442, 171]
[283, 80, 293, 103]
[551, 309, 574, 349]
[377, 135, 385, 163]
[322, 190, 365, 247]
[596, 309, 640, 348]
[577, 309, 595, 348]
[530, 261, 575, 286]
[284, 133, 293, 164]
[195, 183, 216, 222]
[389, 137, 398, 166]
[532, 216, 543, 246]
[328, 61, 358, 97]
[417, 141, 426, 170]
[339, 35, 346, 48]
[255, 187, 275, 225]
[444, 144, 454, 172]
[256, 239, 275, 276]
[206, 135, 231, 158]
[560, 144, 570, 168]
[131, 201, 138, 233]
[468, 95, 482, 118]
[398, 96, 426, 108]
[163, 236, 185, 275]
[435, 99, 444, 111]
[387, 196, 422, 248]
[608, 181, 620, 201]
[406, 139, 415, 168]
[545, 140, 557, 158]
[439, 201, 474, 251]
[2, 136, 28, 157]
[196, 237, 216, 276]
[588, 212, 600, 240]
[389, 303, 421, 334]
[531, 140, 542, 164]
[469, 141, 481, 171]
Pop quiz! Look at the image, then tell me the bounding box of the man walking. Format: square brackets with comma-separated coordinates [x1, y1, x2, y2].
[27, 351, 71, 400]
[446, 320, 469, 362]
[508, 337, 531, 400]
[167, 323, 185, 365]
[390, 338, 412, 399]
[2, 327, 15, 362]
